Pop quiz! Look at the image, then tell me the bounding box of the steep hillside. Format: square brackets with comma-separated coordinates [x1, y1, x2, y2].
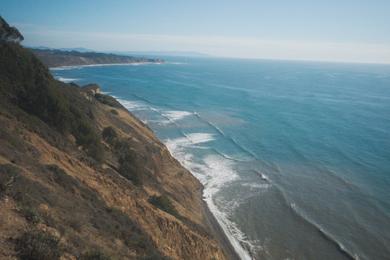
[31, 48, 164, 67]
[0, 17, 23, 43]
[0, 18, 233, 259]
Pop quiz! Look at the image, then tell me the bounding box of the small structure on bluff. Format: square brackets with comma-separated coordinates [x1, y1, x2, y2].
[0, 16, 24, 43]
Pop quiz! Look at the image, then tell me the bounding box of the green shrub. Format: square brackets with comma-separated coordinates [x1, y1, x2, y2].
[81, 250, 111, 260]
[95, 94, 122, 108]
[17, 230, 62, 260]
[110, 109, 118, 115]
[0, 43, 105, 163]
[20, 206, 42, 224]
[148, 195, 179, 218]
[113, 141, 142, 185]
[0, 164, 19, 196]
[102, 126, 117, 144]
[119, 160, 141, 185]
[74, 121, 104, 162]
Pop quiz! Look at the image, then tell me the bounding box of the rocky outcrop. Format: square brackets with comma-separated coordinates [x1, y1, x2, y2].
[82, 83, 101, 96]
[0, 16, 23, 43]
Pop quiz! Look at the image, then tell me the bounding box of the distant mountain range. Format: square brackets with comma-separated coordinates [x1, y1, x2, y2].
[27, 45, 210, 58]
[30, 48, 164, 67]
[31, 46, 94, 53]
[115, 51, 211, 57]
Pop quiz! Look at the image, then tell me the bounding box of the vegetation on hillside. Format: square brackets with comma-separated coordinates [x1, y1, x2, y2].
[0, 17, 225, 260]
[17, 230, 62, 260]
[149, 195, 179, 218]
[0, 42, 104, 162]
[0, 19, 162, 258]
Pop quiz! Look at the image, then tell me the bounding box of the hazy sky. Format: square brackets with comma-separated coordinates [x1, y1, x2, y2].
[2, 0, 390, 63]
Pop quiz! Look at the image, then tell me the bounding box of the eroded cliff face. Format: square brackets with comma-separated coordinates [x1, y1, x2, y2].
[0, 18, 228, 260]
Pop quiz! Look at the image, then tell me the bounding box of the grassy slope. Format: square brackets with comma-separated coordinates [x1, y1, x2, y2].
[0, 42, 225, 259]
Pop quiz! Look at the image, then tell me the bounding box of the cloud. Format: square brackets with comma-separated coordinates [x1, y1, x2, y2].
[18, 24, 390, 64]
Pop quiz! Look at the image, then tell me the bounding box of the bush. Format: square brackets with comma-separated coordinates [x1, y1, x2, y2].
[20, 206, 42, 224]
[81, 250, 111, 260]
[0, 164, 19, 197]
[110, 109, 118, 115]
[95, 94, 122, 108]
[148, 195, 179, 218]
[118, 147, 141, 185]
[119, 159, 141, 185]
[17, 230, 62, 260]
[102, 126, 117, 144]
[0, 43, 105, 163]
[74, 121, 104, 162]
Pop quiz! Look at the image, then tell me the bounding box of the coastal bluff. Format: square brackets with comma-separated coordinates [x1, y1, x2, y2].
[31, 48, 164, 68]
[0, 17, 233, 259]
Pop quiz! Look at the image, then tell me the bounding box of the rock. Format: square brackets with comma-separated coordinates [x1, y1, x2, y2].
[82, 83, 101, 95]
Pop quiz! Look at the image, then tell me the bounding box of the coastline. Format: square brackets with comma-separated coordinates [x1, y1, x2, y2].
[47, 52, 390, 260]
[110, 93, 244, 259]
[53, 64, 247, 260]
[201, 198, 241, 260]
[49, 61, 164, 70]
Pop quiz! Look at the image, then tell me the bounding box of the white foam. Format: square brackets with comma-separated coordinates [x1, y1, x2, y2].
[242, 183, 271, 190]
[164, 134, 253, 260]
[161, 110, 193, 124]
[116, 98, 148, 111]
[165, 133, 215, 152]
[102, 96, 254, 258]
[55, 76, 79, 83]
[259, 173, 269, 181]
[50, 62, 161, 70]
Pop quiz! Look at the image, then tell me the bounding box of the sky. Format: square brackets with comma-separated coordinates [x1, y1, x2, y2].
[1, 0, 390, 63]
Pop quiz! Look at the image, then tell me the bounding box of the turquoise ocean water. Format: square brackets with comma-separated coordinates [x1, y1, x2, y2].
[52, 57, 390, 260]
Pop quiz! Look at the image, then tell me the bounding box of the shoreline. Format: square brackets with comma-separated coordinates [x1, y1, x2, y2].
[201, 197, 241, 260]
[49, 61, 164, 70]
[111, 93, 248, 259]
[51, 64, 245, 259]
[113, 94, 245, 259]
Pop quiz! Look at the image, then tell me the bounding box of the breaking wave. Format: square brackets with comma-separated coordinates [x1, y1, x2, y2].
[164, 133, 253, 259]
[55, 76, 79, 83]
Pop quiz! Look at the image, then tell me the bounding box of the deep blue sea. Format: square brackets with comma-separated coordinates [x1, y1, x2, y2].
[52, 57, 390, 260]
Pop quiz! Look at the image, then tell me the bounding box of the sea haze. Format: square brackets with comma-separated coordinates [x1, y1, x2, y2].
[53, 57, 390, 260]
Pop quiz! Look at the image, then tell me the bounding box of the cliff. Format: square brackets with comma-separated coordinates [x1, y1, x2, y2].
[0, 17, 23, 43]
[0, 18, 230, 259]
[31, 48, 164, 68]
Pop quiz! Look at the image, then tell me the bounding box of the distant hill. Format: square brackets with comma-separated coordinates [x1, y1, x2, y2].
[30, 46, 95, 53]
[116, 51, 211, 58]
[30, 48, 164, 67]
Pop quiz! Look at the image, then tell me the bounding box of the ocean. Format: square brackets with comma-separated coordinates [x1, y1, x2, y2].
[52, 57, 390, 260]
